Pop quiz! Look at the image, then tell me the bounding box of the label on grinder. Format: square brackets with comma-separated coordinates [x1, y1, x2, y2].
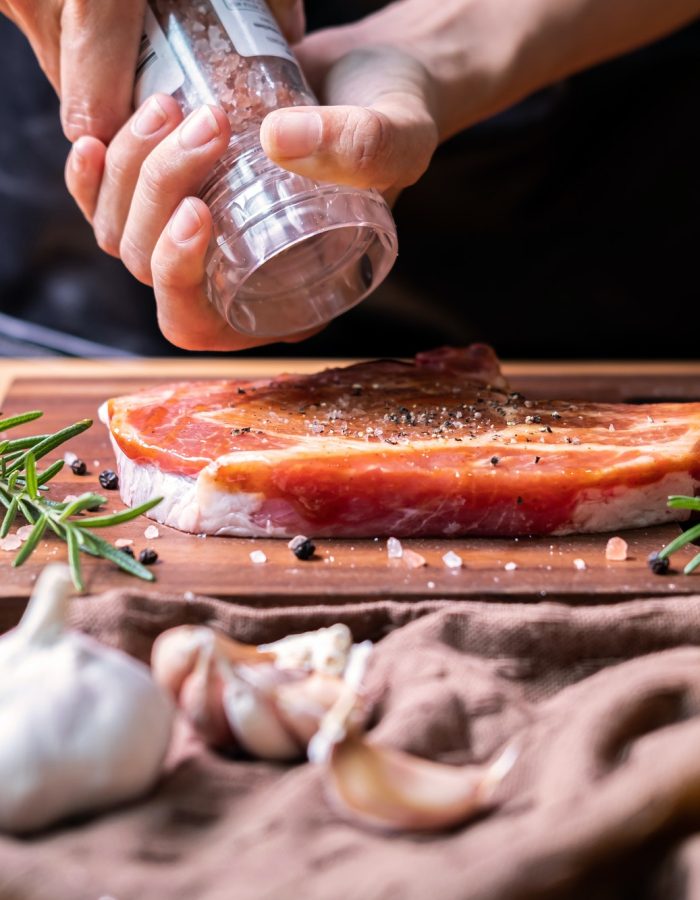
[210, 0, 297, 63]
[134, 6, 185, 107]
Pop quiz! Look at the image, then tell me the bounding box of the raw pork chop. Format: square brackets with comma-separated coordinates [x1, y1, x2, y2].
[100, 346, 700, 537]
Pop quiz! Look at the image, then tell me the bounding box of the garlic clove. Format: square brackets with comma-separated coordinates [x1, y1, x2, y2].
[0, 565, 174, 834]
[259, 623, 353, 676]
[152, 625, 273, 698]
[326, 737, 517, 833]
[274, 673, 345, 746]
[178, 643, 234, 748]
[219, 661, 302, 761]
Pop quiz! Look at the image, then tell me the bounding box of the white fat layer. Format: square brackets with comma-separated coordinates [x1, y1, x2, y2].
[109, 439, 286, 537]
[561, 472, 694, 535]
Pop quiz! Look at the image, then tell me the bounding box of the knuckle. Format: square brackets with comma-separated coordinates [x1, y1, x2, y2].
[138, 156, 173, 210]
[61, 102, 119, 143]
[340, 109, 388, 183]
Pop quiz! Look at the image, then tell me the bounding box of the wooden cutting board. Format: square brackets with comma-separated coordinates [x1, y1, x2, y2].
[1, 358, 699, 619]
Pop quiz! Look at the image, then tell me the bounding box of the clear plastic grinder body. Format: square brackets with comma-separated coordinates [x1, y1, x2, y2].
[137, 0, 398, 338]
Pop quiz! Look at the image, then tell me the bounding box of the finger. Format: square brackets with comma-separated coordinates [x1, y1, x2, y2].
[64, 135, 107, 223]
[91, 94, 183, 258]
[152, 198, 274, 351]
[266, 0, 305, 45]
[120, 105, 231, 286]
[60, 0, 146, 142]
[260, 101, 437, 192]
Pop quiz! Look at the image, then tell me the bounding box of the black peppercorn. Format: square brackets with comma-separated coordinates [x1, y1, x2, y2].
[70, 458, 87, 475]
[288, 534, 316, 560]
[139, 548, 159, 565]
[119, 546, 135, 558]
[99, 470, 119, 490]
[647, 551, 670, 575]
[490, 456, 500, 466]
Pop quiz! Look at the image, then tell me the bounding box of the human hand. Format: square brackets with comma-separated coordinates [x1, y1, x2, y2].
[0, 0, 146, 142]
[261, 33, 440, 203]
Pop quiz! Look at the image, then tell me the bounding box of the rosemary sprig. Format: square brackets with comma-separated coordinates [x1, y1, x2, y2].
[0, 411, 162, 591]
[656, 495, 700, 574]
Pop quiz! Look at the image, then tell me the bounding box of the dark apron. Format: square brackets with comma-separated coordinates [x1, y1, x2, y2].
[0, 10, 698, 358]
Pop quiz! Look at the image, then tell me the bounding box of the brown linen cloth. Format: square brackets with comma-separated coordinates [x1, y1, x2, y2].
[4, 590, 700, 900]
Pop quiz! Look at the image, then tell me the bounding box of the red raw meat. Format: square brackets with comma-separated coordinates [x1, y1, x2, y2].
[100, 346, 700, 537]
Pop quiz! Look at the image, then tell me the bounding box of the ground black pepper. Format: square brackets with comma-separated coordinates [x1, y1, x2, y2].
[119, 546, 135, 558]
[491, 456, 500, 466]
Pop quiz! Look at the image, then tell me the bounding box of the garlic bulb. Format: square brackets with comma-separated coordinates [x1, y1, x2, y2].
[152, 623, 355, 760]
[0, 565, 174, 834]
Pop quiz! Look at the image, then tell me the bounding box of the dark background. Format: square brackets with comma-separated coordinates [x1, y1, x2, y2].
[0, 5, 698, 359]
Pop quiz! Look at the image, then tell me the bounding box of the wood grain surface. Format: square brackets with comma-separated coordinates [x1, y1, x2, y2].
[1, 359, 699, 618]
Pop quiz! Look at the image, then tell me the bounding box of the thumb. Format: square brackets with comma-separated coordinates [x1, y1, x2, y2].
[260, 49, 437, 193]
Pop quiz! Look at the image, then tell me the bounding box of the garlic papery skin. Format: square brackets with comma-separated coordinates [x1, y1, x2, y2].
[258, 624, 353, 676]
[0, 565, 174, 835]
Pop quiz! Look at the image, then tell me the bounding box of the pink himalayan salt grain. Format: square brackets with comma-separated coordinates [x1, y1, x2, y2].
[115, 538, 134, 548]
[401, 549, 427, 569]
[0, 535, 22, 552]
[152, 0, 311, 134]
[144, 525, 160, 540]
[573, 558, 587, 571]
[16, 525, 35, 541]
[605, 537, 629, 561]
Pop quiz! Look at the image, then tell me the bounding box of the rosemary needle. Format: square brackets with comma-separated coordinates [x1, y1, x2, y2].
[655, 495, 700, 575]
[0, 411, 162, 591]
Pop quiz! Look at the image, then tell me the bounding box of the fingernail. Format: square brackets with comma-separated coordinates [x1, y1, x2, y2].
[179, 106, 220, 150]
[70, 140, 87, 173]
[169, 199, 202, 243]
[133, 96, 168, 137]
[268, 110, 322, 158]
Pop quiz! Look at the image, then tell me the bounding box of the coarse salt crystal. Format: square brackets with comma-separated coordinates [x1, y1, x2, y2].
[605, 537, 628, 561]
[504, 561, 518, 571]
[63, 451, 78, 465]
[573, 558, 587, 571]
[93, 460, 100, 468]
[144, 525, 160, 540]
[62, 494, 78, 504]
[427, 581, 436, 589]
[609, 424, 615, 432]
[16, 524, 35, 541]
[250, 550, 267, 565]
[114, 538, 133, 548]
[387, 537, 403, 559]
[442, 550, 463, 569]
[0, 534, 22, 552]
[402, 549, 427, 569]
[184, 591, 196, 602]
